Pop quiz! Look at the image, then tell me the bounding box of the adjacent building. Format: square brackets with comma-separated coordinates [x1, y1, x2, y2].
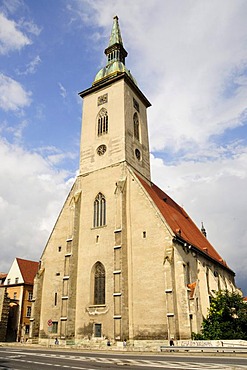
[0, 258, 38, 342]
[30, 16, 239, 345]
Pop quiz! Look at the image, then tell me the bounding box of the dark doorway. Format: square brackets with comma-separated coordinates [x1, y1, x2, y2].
[94, 323, 102, 337]
[6, 304, 19, 342]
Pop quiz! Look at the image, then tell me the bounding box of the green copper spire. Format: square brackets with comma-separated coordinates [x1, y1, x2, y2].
[93, 16, 137, 86]
[108, 15, 123, 47]
[104, 15, 127, 65]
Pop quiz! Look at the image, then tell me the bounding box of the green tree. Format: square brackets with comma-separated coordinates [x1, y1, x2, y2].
[201, 290, 247, 340]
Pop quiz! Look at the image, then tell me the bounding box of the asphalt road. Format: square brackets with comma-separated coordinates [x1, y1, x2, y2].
[0, 346, 247, 370]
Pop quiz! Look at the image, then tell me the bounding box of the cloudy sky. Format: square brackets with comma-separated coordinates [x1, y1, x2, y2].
[0, 0, 246, 295]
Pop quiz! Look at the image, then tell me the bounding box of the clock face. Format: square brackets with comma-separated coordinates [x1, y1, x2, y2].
[97, 144, 107, 156]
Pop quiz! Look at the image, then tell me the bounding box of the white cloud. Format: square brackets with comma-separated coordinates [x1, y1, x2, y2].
[35, 145, 77, 166]
[0, 12, 31, 54]
[18, 18, 42, 36]
[1, 0, 24, 15]
[72, 0, 247, 150]
[1, 119, 29, 143]
[17, 55, 41, 75]
[151, 150, 247, 292]
[58, 82, 67, 99]
[0, 139, 73, 273]
[0, 73, 31, 111]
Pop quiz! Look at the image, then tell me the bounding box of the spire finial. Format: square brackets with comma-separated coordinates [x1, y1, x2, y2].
[108, 15, 123, 47]
[201, 222, 207, 238]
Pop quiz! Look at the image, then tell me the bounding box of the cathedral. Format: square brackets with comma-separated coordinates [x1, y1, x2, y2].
[30, 16, 238, 344]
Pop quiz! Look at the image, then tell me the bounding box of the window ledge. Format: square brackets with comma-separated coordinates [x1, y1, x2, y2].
[91, 225, 107, 230]
[88, 304, 106, 308]
[86, 304, 108, 316]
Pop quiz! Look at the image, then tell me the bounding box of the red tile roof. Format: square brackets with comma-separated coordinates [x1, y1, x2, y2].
[0, 273, 7, 285]
[16, 258, 39, 285]
[137, 175, 230, 271]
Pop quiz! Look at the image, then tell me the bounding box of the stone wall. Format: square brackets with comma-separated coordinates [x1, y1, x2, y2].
[0, 288, 10, 341]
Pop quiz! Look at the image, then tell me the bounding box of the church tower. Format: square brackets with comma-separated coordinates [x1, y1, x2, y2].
[79, 15, 151, 181]
[31, 17, 238, 346]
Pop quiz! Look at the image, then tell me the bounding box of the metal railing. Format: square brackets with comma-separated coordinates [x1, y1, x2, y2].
[160, 346, 247, 353]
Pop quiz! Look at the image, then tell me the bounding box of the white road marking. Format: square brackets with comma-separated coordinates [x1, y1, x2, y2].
[0, 352, 246, 369]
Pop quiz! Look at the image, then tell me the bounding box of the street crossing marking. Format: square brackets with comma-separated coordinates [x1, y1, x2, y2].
[0, 352, 246, 370]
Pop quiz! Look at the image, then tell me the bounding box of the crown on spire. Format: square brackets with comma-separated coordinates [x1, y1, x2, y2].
[104, 15, 128, 66]
[201, 222, 207, 238]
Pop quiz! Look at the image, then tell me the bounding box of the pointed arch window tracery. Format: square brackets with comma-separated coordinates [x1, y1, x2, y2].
[133, 112, 140, 141]
[93, 193, 106, 228]
[93, 262, 105, 305]
[97, 108, 108, 136]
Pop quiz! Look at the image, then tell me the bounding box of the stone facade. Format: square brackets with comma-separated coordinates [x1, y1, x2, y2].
[31, 17, 239, 344]
[0, 289, 10, 342]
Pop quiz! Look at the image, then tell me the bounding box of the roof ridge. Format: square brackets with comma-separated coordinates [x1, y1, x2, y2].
[135, 173, 231, 271]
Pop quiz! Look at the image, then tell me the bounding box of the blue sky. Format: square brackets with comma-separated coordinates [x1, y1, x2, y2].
[0, 0, 247, 295]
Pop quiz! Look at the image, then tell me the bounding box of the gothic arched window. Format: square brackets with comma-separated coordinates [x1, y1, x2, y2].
[133, 112, 140, 141]
[93, 262, 105, 305]
[97, 108, 108, 136]
[93, 193, 106, 228]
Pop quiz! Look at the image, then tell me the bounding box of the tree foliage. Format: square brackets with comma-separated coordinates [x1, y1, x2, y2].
[200, 290, 247, 340]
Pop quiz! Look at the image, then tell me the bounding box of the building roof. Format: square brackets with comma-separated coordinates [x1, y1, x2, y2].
[16, 258, 39, 285]
[0, 273, 7, 285]
[137, 175, 230, 270]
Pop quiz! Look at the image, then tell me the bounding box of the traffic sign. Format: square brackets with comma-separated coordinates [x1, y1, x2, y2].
[47, 319, 53, 326]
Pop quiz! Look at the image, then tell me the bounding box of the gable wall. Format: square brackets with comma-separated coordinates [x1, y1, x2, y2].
[126, 172, 173, 339]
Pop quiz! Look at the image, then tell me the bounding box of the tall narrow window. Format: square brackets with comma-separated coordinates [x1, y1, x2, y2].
[94, 323, 102, 337]
[97, 108, 108, 136]
[94, 262, 105, 305]
[93, 193, 106, 227]
[133, 112, 140, 141]
[52, 321, 58, 333]
[26, 306, 31, 317]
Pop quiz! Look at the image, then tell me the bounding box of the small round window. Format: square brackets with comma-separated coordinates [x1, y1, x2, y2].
[97, 144, 107, 156]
